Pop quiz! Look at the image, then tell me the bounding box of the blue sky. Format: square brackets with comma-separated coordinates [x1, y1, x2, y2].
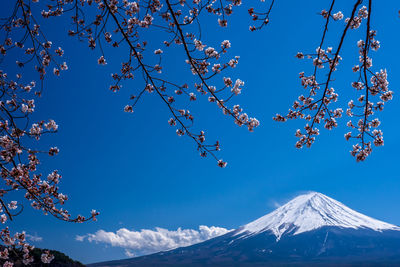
[4, 0, 400, 264]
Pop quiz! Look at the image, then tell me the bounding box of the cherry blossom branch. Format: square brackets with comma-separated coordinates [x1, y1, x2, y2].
[0, 1, 98, 264]
[103, 0, 222, 162]
[273, 0, 392, 161]
[249, 0, 275, 31]
[361, 0, 372, 148]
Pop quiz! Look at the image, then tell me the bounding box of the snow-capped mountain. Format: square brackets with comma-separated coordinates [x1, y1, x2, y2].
[90, 192, 400, 266]
[236, 192, 400, 241]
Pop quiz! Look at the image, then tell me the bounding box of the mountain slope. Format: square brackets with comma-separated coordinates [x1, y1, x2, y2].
[236, 192, 400, 241]
[89, 192, 400, 266]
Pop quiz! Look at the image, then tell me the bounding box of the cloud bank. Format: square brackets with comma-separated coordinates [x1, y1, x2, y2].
[77, 225, 231, 256]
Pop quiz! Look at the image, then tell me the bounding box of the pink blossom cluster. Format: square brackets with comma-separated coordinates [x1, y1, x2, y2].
[0, 0, 99, 264]
[58, 0, 260, 167]
[248, 0, 274, 31]
[273, 1, 392, 161]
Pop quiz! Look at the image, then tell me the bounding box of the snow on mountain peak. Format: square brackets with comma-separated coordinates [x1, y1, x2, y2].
[236, 192, 400, 241]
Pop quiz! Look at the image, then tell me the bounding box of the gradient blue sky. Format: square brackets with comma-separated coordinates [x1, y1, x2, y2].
[5, 0, 400, 264]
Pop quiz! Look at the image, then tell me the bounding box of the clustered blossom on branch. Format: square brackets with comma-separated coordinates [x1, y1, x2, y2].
[273, 0, 393, 162]
[0, 0, 99, 265]
[57, 0, 261, 167]
[248, 0, 274, 31]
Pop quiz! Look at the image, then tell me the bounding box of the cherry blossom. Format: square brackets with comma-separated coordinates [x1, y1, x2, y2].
[0, 0, 99, 264]
[273, 0, 392, 161]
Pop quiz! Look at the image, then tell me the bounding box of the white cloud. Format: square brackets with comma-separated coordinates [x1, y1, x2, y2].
[77, 225, 231, 256]
[75, 235, 85, 242]
[26, 233, 43, 242]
